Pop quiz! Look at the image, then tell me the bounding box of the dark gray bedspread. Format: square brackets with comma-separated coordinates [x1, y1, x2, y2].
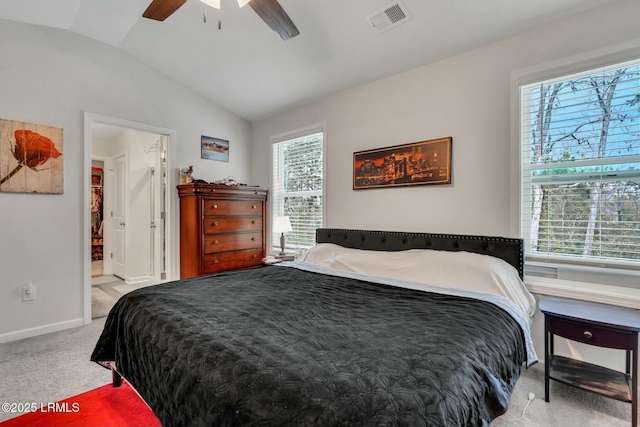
[91, 265, 527, 427]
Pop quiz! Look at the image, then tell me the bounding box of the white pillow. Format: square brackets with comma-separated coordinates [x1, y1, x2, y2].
[299, 243, 536, 319]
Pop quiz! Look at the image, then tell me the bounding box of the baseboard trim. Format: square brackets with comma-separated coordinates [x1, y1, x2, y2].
[0, 318, 84, 344]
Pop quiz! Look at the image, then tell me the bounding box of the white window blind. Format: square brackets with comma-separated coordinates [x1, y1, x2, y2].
[271, 131, 324, 250]
[520, 59, 640, 267]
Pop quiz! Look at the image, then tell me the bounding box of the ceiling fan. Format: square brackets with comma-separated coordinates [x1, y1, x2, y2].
[142, 0, 299, 40]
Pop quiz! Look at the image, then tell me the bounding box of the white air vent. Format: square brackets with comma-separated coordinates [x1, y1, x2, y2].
[365, 1, 412, 34]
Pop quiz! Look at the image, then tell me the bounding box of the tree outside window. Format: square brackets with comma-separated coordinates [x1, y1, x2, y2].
[271, 132, 324, 250]
[521, 61, 640, 264]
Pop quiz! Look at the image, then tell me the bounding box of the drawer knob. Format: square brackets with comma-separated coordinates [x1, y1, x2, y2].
[213, 204, 218, 209]
[251, 220, 256, 224]
[213, 240, 219, 244]
[252, 254, 257, 258]
[251, 237, 256, 241]
[252, 205, 257, 209]
[213, 259, 219, 264]
[213, 221, 219, 226]
[584, 330, 593, 339]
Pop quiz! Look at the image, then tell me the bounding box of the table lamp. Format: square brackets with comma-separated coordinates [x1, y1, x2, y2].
[273, 216, 292, 256]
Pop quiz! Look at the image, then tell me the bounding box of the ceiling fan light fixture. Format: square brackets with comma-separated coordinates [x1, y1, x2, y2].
[200, 0, 220, 9]
[143, 0, 296, 40]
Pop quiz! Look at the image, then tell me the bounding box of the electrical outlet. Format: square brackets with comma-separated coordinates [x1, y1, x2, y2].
[22, 283, 36, 302]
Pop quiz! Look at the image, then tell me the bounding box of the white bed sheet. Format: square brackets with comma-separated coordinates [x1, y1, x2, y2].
[298, 243, 536, 320]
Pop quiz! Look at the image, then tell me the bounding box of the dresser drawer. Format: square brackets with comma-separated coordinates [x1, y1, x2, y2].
[203, 217, 262, 234]
[204, 232, 262, 254]
[549, 317, 635, 350]
[203, 250, 262, 273]
[204, 200, 263, 216]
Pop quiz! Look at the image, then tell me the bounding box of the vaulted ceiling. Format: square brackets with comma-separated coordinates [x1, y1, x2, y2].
[0, 0, 623, 122]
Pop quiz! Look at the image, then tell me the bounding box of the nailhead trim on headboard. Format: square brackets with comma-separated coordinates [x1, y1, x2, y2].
[315, 228, 524, 280]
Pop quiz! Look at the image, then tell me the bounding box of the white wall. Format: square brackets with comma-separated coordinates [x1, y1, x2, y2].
[251, 0, 640, 237]
[0, 20, 253, 341]
[250, 0, 640, 370]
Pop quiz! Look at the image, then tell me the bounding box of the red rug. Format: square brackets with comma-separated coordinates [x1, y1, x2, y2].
[0, 382, 161, 427]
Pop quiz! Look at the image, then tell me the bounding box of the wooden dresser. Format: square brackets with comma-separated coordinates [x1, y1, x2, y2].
[178, 183, 268, 279]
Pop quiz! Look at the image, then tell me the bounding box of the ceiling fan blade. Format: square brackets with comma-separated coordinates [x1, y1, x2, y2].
[143, 0, 187, 21]
[249, 0, 299, 40]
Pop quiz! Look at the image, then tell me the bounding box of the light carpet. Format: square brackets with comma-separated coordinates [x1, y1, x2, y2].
[91, 277, 158, 319]
[91, 287, 117, 319]
[0, 308, 632, 426]
[91, 277, 125, 319]
[0, 319, 111, 423]
[1, 325, 633, 426]
[492, 363, 631, 426]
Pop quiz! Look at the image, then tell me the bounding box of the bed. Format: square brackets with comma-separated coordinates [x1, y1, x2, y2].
[91, 228, 537, 427]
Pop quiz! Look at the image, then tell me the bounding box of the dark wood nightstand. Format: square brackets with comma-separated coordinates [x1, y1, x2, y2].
[540, 296, 640, 427]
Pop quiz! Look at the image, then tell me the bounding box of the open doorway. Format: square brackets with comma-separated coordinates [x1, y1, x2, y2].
[83, 113, 177, 324]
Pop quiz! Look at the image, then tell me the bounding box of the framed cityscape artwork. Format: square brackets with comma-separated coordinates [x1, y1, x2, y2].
[353, 137, 452, 190]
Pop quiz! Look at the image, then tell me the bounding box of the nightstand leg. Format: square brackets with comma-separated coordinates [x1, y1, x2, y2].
[545, 314, 550, 402]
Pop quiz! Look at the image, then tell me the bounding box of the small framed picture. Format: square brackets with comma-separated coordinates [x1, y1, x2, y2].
[201, 135, 229, 162]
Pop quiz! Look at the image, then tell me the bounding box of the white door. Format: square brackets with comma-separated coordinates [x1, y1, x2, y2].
[149, 137, 169, 282]
[113, 154, 126, 279]
[159, 136, 168, 281]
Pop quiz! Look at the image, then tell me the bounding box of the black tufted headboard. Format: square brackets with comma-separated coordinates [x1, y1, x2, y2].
[315, 228, 524, 280]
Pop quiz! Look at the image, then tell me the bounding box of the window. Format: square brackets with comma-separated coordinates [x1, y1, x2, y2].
[519, 59, 640, 268]
[271, 131, 324, 251]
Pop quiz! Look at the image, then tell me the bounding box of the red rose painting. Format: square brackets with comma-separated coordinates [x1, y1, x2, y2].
[0, 119, 63, 194]
[14, 130, 62, 169]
